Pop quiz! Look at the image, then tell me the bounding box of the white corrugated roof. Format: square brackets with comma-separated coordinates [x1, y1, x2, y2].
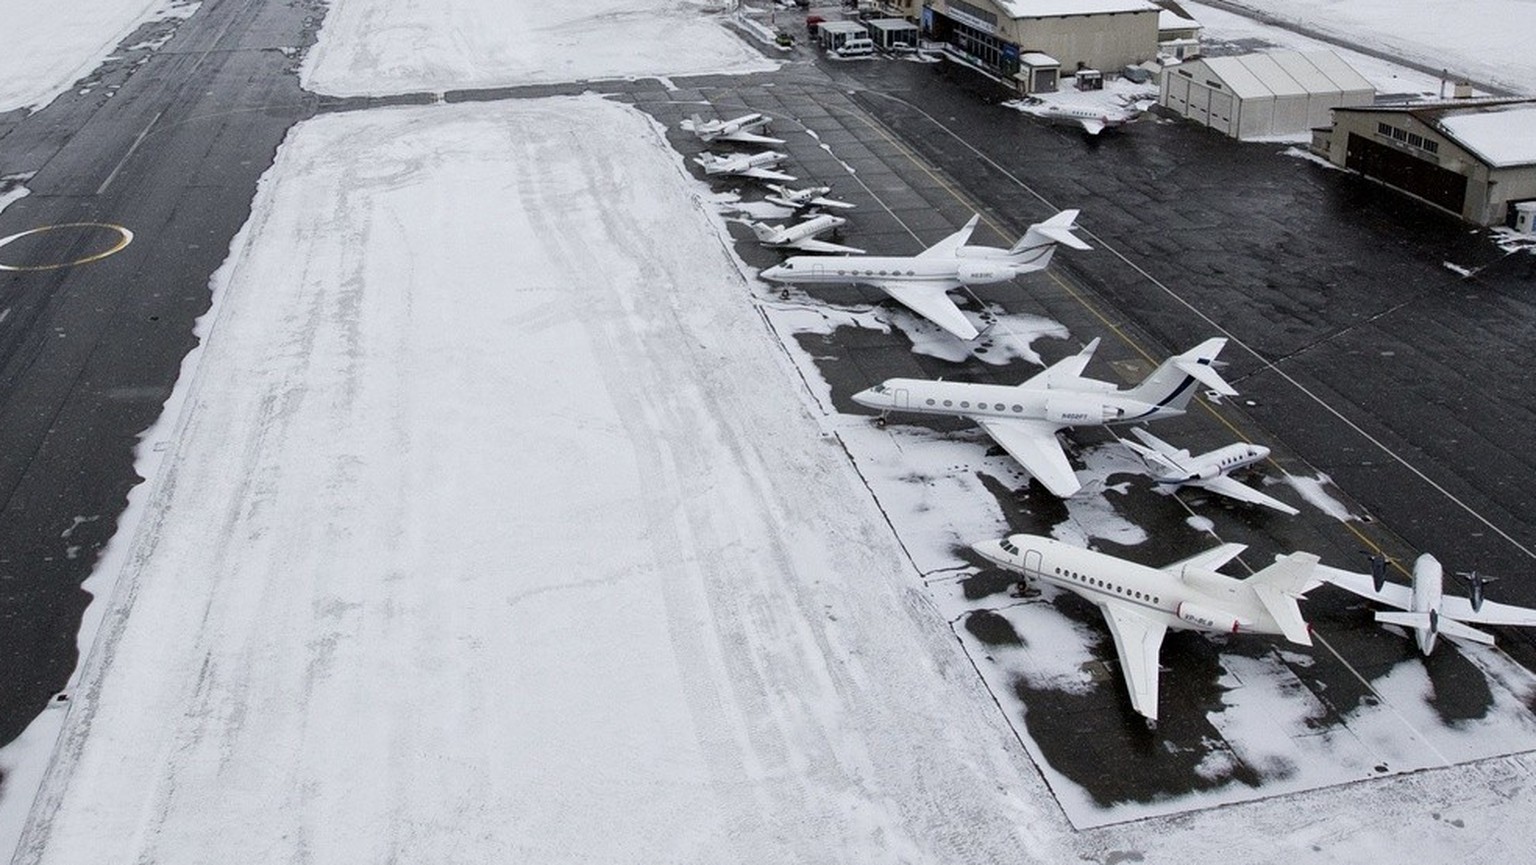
[1269, 51, 1339, 93]
[1237, 54, 1307, 98]
[995, 0, 1159, 18]
[1301, 50, 1374, 94]
[1439, 104, 1536, 167]
[1200, 56, 1275, 100]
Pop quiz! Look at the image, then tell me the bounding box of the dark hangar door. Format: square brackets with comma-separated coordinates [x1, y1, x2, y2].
[1345, 133, 1468, 214]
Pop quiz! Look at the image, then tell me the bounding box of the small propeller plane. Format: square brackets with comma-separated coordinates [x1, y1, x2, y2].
[1121, 428, 1299, 515]
[746, 214, 864, 254]
[1312, 553, 1536, 654]
[973, 533, 1318, 726]
[851, 337, 1237, 498]
[680, 112, 785, 146]
[759, 210, 1090, 341]
[763, 184, 855, 211]
[693, 150, 796, 183]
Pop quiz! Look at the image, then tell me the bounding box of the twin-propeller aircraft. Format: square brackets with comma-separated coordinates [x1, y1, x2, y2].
[761, 210, 1091, 340]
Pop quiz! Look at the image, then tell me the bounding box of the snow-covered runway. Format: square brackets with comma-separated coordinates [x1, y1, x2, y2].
[18, 97, 1051, 864]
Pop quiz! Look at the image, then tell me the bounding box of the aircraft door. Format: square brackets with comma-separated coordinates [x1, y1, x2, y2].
[811, 262, 827, 278]
[893, 388, 910, 409]
[1022, 548, 1044, 581]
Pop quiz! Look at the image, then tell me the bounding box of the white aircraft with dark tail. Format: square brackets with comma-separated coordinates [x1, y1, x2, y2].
[759, 210, 1090, 340]
[681, 112, 785, 145]
[1313, 553, 1536, 655]
[1122, 428, 1299, 515]
[747, 214, 864, 254]
[1031, 103, 1144, 135]
[694, 150, 796, 182]
[851, 337, 1236, 498]
[973, 534, 1318, 726]
[763, 183, 855, 211]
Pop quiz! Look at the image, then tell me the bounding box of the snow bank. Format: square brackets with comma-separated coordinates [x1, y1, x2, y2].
[0, 0, 199, 113]
[16, 96, 1054, 864]
[301, 0, 778, 97]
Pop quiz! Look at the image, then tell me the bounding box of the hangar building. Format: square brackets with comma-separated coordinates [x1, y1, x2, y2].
[922, 0, 1161, 90]
[1160, 51, 1373, 139]
[1311, 98, 1536, 227]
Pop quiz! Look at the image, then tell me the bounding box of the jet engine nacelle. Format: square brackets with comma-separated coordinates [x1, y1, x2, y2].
[1177, 601, 1250, 633]
[1043, 394, 1121, 425]
[956, 259, 1014, 286]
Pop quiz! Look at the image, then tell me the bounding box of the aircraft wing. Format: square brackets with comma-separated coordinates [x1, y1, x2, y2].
[1018, 338, 1100, 389]
[720, 130, 786, 145]
[1097, 601, 1167, 722]
[1439, 595, 1536, 627]
[1314, 565, 1414, 610]
[974, 418, 1080, 497]
[1079, 118, 1107, 135]
[1162, 542, 1248, 575]
[809, 196, 855, 209]
[1191, 474, 1301, 516]
[879, 281, 977, 340]
[785, 238, 866, 254]
[742, 166, 798, 182]
[916, 214, 980, 259]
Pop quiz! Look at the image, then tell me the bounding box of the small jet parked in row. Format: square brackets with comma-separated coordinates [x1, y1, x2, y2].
[973, 534, 1317, 726]
[1312, 553, 1536, 655]
[694, 150, 796, 183]
[852, 337, 1236, 498]
[759, 210, 1090, 340]
[1121, 428, 1299, 515]
[746, 214, 864, 254]
[681, 112, 785, 145]
[763, 183, 855, 211]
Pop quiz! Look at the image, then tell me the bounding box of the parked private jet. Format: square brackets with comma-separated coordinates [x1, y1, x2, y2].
[974, 534, 1318, 726]
[681, 112, 785, 146]
[764, 183, 855, 211]
[1032, 103, 1143, 135]
[747, 214, 864, 254]
[852, 337, 1236, 498]
[694, 150, 796, 182]
[759, 210, 1090, 340]
[1312, 553, 1536, 655]
[1121, 428, 1299, 515]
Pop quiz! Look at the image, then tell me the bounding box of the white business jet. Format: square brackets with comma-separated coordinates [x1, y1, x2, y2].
[681, 112, 785, 146]
[764, 184, 855, 211]
[694, 150, 796, 183]
[758, 210, 1090, 341]
[973, 534, 1318, 726]
[1033, 103, 1142, 136]
[1313, 553, 1536, 655]
[851, 337, 1237, 498]
[747, 214, 864, 254]
[1122, 428, 1299, 515]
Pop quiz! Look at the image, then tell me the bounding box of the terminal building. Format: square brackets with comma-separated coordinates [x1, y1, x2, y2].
[1159, 50, 1374, 139]
[921, 0, 1161, 92]
[1310, 98, 1536, 227]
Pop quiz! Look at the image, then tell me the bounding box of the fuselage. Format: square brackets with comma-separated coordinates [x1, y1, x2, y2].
[973, 534, 1288, 637]
[779, 214, 845, 243]
[704, 150, 786, 174]
[1411, 553, 1445, 654]
[761, 244, 1035, 288]
[851, 377, 1180, 427]
[1154, 443, 1270, 484]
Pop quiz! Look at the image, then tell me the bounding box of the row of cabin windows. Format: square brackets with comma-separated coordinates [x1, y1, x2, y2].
[1376, 121, 1440, 154]
[1055, 565, 1160, 605]
[926, 397, 1025, 412]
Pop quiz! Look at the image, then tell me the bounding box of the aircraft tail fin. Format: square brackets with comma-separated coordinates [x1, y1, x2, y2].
[1122, 338, 1235, 412]
[1007, 209, 1091, 269]
[1247, 551, 1318, 645]
[746, 221, 781, 243]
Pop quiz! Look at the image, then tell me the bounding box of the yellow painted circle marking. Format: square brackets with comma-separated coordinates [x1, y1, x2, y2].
[0, 223, 135, 272]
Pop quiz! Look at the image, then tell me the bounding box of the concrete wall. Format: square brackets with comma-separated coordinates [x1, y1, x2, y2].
[1004, 11, 1160, 72]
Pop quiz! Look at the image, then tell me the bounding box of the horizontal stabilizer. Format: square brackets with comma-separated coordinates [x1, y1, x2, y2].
[1376, 611, 1496, 646]
[1032, 209, 1092, 250]
[1174, 338, 1237, 396]
[1252, 581, 1312, 646]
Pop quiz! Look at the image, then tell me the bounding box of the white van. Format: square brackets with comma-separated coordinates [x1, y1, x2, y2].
[835, 38, 875, 57]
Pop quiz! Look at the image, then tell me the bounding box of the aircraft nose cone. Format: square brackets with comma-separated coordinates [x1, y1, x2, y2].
[850, 387, 878, 407]
[1252, 444, 1272, 460]
[761, 265, 785, 281]
[970, 539, 1006, 563]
